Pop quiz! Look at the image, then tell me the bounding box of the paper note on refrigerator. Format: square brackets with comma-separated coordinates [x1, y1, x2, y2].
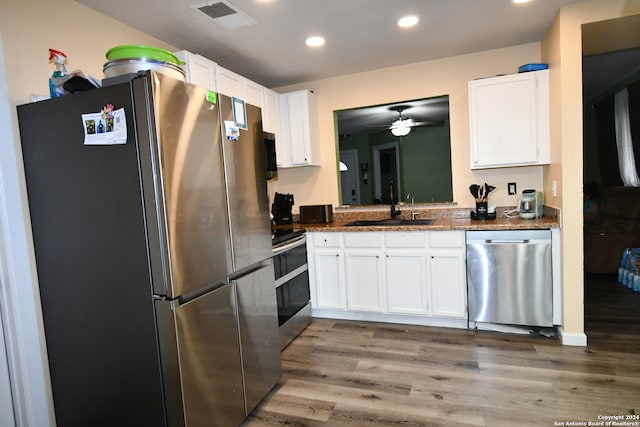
[82, 107, 127, 145]
[224, 120, 239, 141]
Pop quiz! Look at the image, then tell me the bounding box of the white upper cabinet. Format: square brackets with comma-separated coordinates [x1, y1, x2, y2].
[176, 51, 279, 134]
[468, 70, 549, 169]
[244, 78, 264, 108]
[174, 50, 217, 91]
[277, 90, 321, 168]
[262, 88, 279, 135]
[215, 66, 244, 99]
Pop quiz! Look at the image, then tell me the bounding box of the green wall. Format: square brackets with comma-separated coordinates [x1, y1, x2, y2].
[399, 123, 453, 202]
[340, 122, 453, 205]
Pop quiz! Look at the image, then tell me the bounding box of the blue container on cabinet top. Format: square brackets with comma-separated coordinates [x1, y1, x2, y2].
[518, 63, 548, 73]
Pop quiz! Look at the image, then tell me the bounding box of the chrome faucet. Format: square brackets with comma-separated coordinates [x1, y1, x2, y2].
[407, 193, 418, 220]
[389, 181, 401, 219]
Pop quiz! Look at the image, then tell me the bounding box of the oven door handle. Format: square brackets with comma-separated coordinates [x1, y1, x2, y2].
[272, 234, 307, 256]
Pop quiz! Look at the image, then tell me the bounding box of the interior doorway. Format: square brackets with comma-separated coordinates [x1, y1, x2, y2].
[582, 14, 640, 338]
[339, 149, 360, 205]
[373, 142, 401, 203]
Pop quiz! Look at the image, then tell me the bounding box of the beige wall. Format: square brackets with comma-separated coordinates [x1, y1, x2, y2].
[0, 0, 178, 422]
[540, 0, 640, 342]
[1, 0, 176, 106]
[271, 43, 545, 211]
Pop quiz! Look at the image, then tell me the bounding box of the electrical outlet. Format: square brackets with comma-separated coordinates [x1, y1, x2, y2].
[508, 182, 517, 195]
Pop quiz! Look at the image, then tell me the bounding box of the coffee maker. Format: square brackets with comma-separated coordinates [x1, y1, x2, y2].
[519, 189, 544, 219]
[272, 192, 294, 225]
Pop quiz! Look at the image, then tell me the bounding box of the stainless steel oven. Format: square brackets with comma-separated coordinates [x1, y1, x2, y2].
[272, 230, 311, 349]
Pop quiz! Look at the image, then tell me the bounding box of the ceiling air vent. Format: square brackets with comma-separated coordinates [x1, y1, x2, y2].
[192, 0, 257, 30]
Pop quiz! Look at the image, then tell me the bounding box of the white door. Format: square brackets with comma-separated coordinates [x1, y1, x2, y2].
[340, 149, 360, 205]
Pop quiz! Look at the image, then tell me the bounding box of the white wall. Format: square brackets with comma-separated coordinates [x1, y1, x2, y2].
[0, 30, 53, 427]
[0, 306, 16, 427]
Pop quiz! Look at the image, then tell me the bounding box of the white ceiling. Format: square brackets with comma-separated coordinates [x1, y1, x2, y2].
[76, 0, 585, 88]
[74, 0, 640, 134]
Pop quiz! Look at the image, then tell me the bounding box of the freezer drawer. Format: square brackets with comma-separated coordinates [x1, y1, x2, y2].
[234, 262, 282, 415]
[174, 283, 245, 426]
[466, 230, 552, 327]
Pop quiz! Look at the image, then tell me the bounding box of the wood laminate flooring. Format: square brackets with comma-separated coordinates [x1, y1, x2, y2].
[244, 274, 640, 426]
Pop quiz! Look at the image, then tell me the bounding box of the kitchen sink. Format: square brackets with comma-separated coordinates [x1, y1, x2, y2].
[345, 218, 435, 227]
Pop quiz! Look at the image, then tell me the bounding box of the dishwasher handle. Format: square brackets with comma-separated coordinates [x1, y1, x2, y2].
[484, 239, 530, 244]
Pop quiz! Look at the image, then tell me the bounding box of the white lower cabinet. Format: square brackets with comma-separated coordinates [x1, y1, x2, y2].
[309, 233, 346, 310]
[344, 249, 385, 312]
[307, 230, 466, 327]
[429, 250, 466, 318]
[428, 231, 467, 319]
[385, 250, 428, 315]
[311, 248, 346, 310]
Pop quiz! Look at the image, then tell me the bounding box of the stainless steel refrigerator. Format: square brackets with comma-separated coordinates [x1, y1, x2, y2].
[17, 71, 281, 426]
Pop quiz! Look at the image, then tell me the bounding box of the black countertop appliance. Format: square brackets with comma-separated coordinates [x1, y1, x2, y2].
[272, 192, 294, 225]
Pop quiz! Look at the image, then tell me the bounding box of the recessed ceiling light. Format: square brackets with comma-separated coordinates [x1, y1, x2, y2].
[306, 36, 325, 47]
[398, 15, 419, 28]
[513, 0, 532, 3]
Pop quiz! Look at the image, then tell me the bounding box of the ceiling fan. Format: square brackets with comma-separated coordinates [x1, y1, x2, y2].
[389, 105, 414, 136]
[388, 105, 443, 136]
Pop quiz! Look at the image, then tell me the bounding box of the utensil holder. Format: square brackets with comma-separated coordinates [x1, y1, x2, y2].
[475, 202, 488, 220]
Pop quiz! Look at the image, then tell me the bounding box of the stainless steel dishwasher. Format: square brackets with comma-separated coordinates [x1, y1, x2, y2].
[466, 230, 552, 327]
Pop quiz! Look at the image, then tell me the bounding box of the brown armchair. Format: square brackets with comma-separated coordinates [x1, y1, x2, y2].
[584, 186, 640, 274]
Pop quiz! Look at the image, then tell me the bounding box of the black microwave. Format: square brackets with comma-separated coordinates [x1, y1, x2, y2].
[264, 132, 277, 181]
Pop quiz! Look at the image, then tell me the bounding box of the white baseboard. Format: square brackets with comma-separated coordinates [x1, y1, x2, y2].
[311, 309, 468, 329]
[559, 327, 588, 346]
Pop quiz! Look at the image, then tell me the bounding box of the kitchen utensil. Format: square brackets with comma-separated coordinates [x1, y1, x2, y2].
[106, 45, 185, 66]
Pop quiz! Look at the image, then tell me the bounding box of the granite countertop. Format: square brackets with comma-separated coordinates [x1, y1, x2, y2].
[293, 206, 560, 232]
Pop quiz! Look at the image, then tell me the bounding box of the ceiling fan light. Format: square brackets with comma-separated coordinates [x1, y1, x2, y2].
[391, 124, 411, 137]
